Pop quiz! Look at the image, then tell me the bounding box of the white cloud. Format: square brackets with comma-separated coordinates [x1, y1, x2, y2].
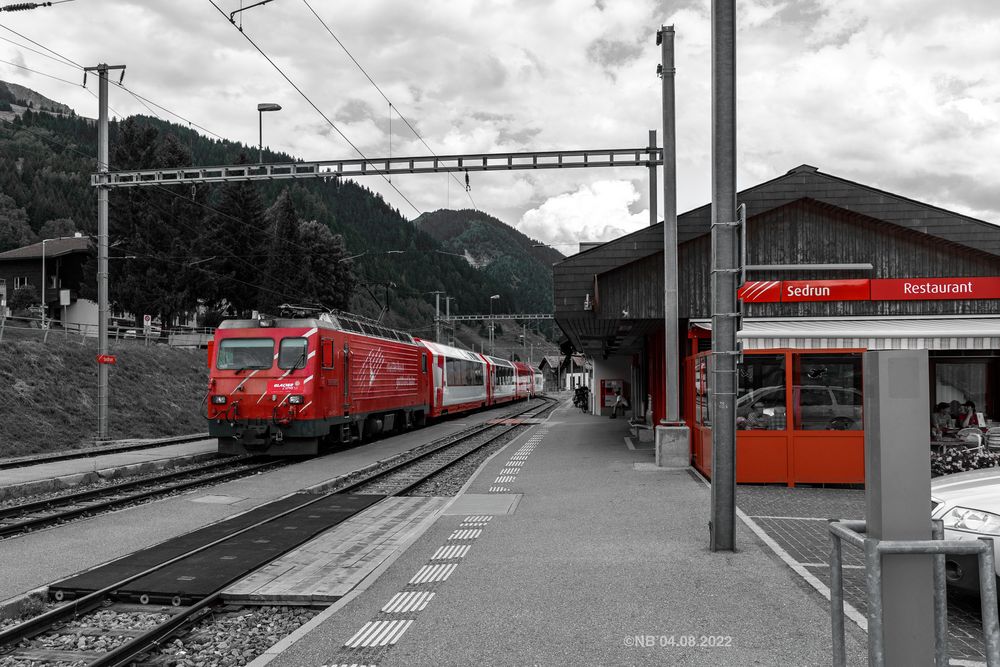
[517, 180, 650, 248]
[0, 0, 997, 232]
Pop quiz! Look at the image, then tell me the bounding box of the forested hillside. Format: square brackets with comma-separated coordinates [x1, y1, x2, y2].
[414, 209, 563, 315]
[0, 82, 559, 344]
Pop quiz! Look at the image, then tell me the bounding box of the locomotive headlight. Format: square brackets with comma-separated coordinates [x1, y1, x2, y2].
[211, 395, 227, 405]
[289, 394, 305, 405]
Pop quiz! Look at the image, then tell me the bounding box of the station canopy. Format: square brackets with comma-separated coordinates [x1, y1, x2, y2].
[690, 316, 1000, 350]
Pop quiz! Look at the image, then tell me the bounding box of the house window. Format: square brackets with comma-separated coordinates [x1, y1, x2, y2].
[14, 276, 31, 289]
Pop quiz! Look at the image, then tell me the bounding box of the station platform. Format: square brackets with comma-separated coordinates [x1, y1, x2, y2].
[0, 438, 219, 500]
[257, 400, 869, 666]
[0, 412, 509, 607]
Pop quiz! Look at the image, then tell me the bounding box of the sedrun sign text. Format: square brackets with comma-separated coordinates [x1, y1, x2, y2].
[738, 277, 1000, 303]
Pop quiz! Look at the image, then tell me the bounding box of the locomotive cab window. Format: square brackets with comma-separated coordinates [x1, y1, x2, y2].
[278, 338, 308, 370]
[421, 354, 427, 373]
[216, 338, 274, 370]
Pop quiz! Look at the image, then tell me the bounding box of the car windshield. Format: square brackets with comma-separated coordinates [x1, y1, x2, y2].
[216, 338, 274, 371]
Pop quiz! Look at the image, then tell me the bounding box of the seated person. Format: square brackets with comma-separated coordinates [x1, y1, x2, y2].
[740, 402, 771, 430]
[931, 402, 951, 438]
[960, 401, 982, 428]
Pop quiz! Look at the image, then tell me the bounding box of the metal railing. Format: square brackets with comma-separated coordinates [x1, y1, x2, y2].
[0, 315, 213, 347]
[829, 519, 1000, 667]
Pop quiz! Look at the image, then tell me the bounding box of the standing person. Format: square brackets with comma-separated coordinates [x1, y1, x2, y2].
[611, 389, 624, 419]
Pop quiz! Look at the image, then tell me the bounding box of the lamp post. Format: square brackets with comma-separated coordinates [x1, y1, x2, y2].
[41, 238, 48, 329]
[489, 294, 500, 356]
[257, 102, 282, 164]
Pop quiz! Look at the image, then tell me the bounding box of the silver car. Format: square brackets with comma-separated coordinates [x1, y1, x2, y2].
[931, 467, 1000, 594]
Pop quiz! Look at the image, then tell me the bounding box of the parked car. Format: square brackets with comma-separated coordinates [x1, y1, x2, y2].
[931, 468, 1000, 595]
[736, 385, 863, 430]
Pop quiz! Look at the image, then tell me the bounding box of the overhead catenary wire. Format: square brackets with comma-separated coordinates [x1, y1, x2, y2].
[302, 0, 477, 210]
[0, 22, 80, 67]
[0, 56, 80, 87]
[0, 24, 232, 141]
[207, 0, 422, 216]
[0, 33, 78, 69]
[0, 117, 334, 304]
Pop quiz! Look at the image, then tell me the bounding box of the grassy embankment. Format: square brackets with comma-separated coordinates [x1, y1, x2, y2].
[0, 334, 208, 457]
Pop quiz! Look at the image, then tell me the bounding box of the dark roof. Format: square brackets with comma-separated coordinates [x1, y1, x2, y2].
[0, 236, 91, 261]
[677, 164, 1000, 253]
[554, 164, 1000, 311]
[539, 355, 561, 370]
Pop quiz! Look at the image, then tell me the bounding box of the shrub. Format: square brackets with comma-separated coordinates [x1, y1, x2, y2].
[9, 284, 38, 312]
[931, 447, 1000, 478]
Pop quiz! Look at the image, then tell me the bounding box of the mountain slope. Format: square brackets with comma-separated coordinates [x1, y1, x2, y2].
[414, 209, 563, 315]
[0, 84, 558, 349]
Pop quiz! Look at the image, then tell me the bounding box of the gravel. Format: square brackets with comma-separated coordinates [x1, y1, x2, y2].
[138, 606, 318, 667]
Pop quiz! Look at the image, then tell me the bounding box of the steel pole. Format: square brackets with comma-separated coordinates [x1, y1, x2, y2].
[97, 64, 110, 440]
[710, 0, 737, 551]
[40, 240, 46, 329]
[648, 129, 657, 227]
[258, 110, 263, 164]
[435, 292, 441, 343]
[445, 296, 452, 344]
[660, 26, 680, 425]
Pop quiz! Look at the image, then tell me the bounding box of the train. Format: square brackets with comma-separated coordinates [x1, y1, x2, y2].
[205, 312, 543, 455]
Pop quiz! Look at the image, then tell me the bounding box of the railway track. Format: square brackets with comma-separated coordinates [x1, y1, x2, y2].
[0, 397, 555, 667]
[0, 456, 284, 539]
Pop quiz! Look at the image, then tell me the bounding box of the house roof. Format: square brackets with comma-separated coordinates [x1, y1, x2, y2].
[0, 236, 91, 261]
[554, 164, 1000, 276]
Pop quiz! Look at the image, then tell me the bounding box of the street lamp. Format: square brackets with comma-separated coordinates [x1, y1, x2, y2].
[489, 294, 500, 356]
[257, 102, 282, 164]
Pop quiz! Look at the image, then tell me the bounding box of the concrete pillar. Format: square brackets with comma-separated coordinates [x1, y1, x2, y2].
[864, 349, 934, 665]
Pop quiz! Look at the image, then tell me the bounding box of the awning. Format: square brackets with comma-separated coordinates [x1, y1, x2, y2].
[690, 317, 1000, 351]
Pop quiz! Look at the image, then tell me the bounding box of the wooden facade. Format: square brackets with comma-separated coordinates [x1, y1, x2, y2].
[552, 164, 1000, 484]
[554, 164, 1000, 357]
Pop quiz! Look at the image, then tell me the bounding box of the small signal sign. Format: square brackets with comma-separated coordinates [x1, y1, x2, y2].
[96, 354, 117, 365]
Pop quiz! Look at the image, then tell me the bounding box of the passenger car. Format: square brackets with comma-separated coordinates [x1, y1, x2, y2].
[931, 468, 1000, 594]
[736, 385, 863, 430]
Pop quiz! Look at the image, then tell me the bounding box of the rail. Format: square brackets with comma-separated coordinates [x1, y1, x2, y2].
[828, 519, 1000, 667]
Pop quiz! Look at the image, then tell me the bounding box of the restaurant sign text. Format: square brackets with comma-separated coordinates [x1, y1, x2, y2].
[738, 277, 1000, 303]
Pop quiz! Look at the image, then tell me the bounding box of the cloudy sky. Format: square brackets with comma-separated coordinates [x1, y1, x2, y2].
[1, 0, 998, 250]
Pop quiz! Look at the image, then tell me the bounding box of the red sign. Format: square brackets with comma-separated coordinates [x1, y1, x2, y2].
[739, 277, 1000, 303]
[737, 280, 781, 303]
[267, 379, 303, 393]
[96, 354, 117, 365]
[781, 279, 870, 302]
[870, 277, 1000, 301]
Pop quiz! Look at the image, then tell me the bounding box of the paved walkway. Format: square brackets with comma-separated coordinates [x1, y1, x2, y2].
[0, 439, 219, 500]
[0, 412, 506, 606]
[262, 399, 868, 666]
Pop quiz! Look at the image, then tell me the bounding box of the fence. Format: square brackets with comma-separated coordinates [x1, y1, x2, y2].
[829, 518, 1000, 667]
[0, 314, 213, 348]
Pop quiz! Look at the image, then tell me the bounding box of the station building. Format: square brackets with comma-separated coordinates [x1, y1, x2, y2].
[553, 164, 1000, 485]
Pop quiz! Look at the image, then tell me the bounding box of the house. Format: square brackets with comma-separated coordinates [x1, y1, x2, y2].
[553, 164, 1000, 484]
[0, 234, 96, 330]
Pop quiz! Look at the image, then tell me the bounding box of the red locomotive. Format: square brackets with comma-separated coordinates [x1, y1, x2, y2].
[206, 313, 542, 455]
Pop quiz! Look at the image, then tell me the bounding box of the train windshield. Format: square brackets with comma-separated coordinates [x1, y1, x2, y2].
[278, 338, 308, 370]
[216, 338, 274, 371]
